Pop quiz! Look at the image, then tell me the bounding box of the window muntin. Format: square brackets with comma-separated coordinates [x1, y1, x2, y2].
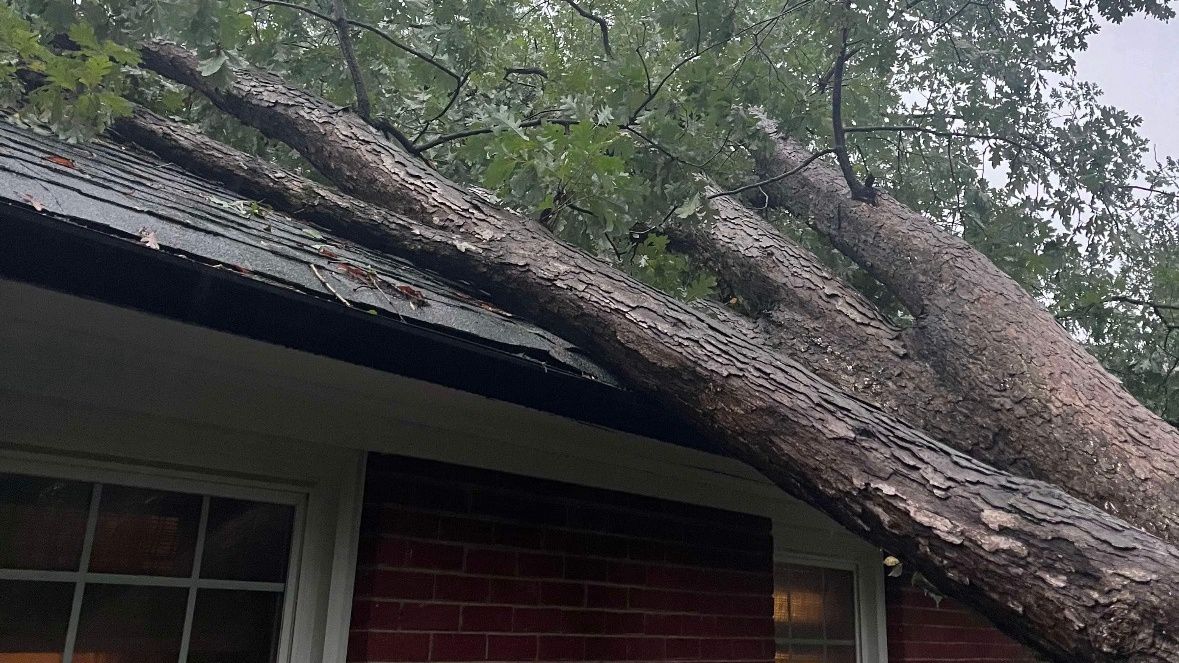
[0, 472, 296, 663]
[774, 562, 858, 663]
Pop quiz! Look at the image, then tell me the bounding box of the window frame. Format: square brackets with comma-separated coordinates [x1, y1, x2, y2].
[0, 442, 361, 663]
[771, 546, 886, 663]
[0, 463, 304, 663]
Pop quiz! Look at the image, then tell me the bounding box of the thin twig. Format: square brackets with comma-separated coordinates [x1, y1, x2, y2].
[844, 125, 1059, 167]
[706, 148, 837, 199]
[414, 71, 470, 143]
[253, 0, 460, 81]
[415, 117, 579, 153]
[310, 263, 353, 307]
[559, 0, 614, 58]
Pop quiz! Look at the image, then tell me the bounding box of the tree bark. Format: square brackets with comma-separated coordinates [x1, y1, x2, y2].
[116, 43, 1179, 662]
[750, 116, 1179, 542]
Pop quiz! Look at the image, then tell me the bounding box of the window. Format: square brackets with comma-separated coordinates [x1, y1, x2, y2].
[0, 471, 297, 663]
[773, 563, 858, 663]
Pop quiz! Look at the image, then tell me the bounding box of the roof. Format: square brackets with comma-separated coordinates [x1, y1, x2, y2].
[0, 120, 701, 445]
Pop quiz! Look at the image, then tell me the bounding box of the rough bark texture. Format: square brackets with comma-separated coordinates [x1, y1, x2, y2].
[752, 117, 1179, 542]
[114, 43, 1179, 662]
[668, 193, 953, 418]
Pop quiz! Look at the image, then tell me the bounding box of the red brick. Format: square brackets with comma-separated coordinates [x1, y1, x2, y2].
[431, 633, 487, 661]
[438, 516, 496, 544]
[495, 524, 546, 549]
[584, 636, 629, 660]
[561, 609, 608, 634]
[585, 585, 628, 609]
[607, 561, 647, 585]
[564, 557, 611, 581]
[349, 631, 431, 662]
[435, 574, 491, 602]
[513, 607, 564, 633]
[539, 581, 585, 607]
[626, 637, 665, 660]
[489, 578, 540, 605]
[537, 635, 585, 660]
[365, 569, 436, 600]
[397, 602, 462, 631]
[486, 635, 537, 661]
[466, 548, 517, 576]
[666, 637, 701, 660]
[462, 605, 513, 633]
[518, 552, 564, 578]
[603, 611, 645, 634]
[371, 506, 441, 538]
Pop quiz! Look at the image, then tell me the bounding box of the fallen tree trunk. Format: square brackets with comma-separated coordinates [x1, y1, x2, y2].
[750, 117, 1179, 541]
[112, 43, 1179, 662]
[668, 193, 952, 418]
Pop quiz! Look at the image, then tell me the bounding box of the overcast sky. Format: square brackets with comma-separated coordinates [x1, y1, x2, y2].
[1073, 15, 1179, 160]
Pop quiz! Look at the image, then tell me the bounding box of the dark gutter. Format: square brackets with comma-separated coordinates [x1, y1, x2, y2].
[0, 202, 707, 449]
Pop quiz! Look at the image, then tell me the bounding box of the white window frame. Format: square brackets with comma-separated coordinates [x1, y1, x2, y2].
[0, 458, 306, 663]
[0, 441, 363, 663]
[771, 544, 887, 663]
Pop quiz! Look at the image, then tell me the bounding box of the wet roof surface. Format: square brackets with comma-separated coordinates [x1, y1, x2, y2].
[0, 120, 615, 384]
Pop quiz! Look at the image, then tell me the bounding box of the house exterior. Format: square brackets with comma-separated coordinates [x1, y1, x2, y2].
[0, 121, 1039, 663]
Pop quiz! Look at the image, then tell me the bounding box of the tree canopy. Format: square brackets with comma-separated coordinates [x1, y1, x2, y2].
[3, 0, 1177, 422]
[8, 0, 1175, 426]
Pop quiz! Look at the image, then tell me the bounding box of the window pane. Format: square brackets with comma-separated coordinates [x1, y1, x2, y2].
[785, 565, 825, 640]
[0, 579, 75, 663]
[187, 590, 283, 663]
[200, 498, 294, 582]
[89, 485, 202, 577]
[71, 584, 188, 663]
[826, 645, 857, 663]
[823, 569, 856, 640]
[780, 644, 824, 663]
[0, 473, 91, 570]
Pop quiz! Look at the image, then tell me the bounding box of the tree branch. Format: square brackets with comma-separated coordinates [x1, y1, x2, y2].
[558, 0, 614, 58]
[830, 22, 875, 203]
[844, 124, 1060, 167]
[253, 0, 461, 82]
[414, 117, 579, 153]
[707, 148, 837, 199]
[329, 0, 370, 120]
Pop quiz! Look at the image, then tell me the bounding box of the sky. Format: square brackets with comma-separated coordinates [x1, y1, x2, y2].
[1072, 15, 1179, 160]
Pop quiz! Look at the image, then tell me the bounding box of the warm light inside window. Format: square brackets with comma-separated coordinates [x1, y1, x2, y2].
[773, 563, 857, 663]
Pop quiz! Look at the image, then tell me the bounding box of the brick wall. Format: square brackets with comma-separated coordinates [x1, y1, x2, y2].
[885, 579, 1042, 662]
[348, 454, 775, 663]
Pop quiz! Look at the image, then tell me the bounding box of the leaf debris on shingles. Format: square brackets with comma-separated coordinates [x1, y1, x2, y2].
[43, 155, 76, 169]
[328, 259, 430, 310]
[137, 227, 160, 249]
[20, 193, 44, 211]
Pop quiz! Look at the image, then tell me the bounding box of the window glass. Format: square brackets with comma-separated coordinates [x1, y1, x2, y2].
[72, 585, 189, 663]
[0, 472, 294, 663]
[89, 485, 202, 577]
[0, 473, 91, 571]
[201, 498, 294, 582]
[0, 580, 75, 663]
[188, 589, 284, 663]
[774, 563, 857, 663]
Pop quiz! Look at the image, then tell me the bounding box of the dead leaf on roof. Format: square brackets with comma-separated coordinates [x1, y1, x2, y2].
[477, 301, 513, 317]
[334, 261, 374, 282]
[20, 193, 44, 211]
[394, 285, 429, 308]
[43, 155, 76, 169]
[316, 245, 341, 259]
[137, 227, 160, 249]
